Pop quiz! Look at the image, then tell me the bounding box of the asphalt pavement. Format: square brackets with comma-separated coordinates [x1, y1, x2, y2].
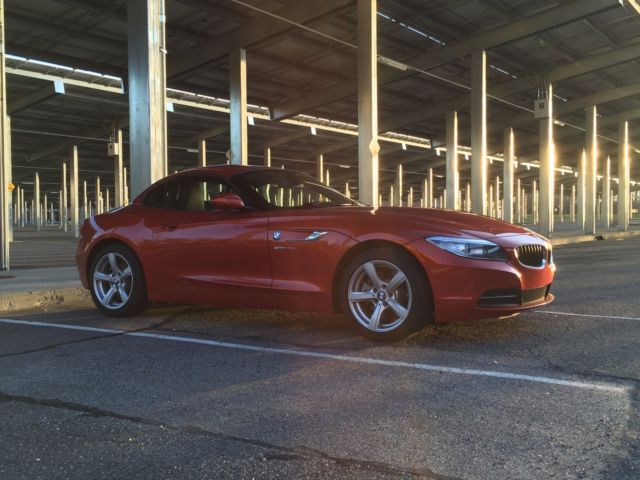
[1, 238, 639, 479]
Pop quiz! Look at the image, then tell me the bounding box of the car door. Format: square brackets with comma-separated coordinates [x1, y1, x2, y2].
[141, 175, 271, 306]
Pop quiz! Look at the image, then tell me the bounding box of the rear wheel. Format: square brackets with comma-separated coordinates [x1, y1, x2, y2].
[340, 247, 432, 341]
[90, 244, 148, 317]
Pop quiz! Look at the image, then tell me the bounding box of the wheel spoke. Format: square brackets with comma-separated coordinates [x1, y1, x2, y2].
[120, 266, 132, 279]
[108, 253, 120, 275]
[368, 302, 386, 330]
[387, 298, 408, 320]
[386, 270, 406, 294]
[363, 262, 383, 289]
[118, 285, 129, 303]
[94, 272, 111, 282]
[348, 290, 376, 303]
[102, 286, 117, 306]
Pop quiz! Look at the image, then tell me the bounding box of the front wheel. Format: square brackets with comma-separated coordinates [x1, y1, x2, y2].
[90, 244, 148, 317]
[340, 247, 432, 341]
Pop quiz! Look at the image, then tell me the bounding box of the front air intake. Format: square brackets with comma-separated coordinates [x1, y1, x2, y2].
[515, 244, 546, 268]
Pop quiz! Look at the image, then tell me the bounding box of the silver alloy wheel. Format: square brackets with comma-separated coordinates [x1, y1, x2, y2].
[92, 252, 133, 310]
[347, 260, 412, 333]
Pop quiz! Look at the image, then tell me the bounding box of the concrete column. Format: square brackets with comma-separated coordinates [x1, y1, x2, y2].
[123, 167, 129, 205]
[325, 169, 330, 187]
[471, 50, 487, 215]
[516, 178, 522, 223]
[105, 189, 110, 212]
[532, 180, 538, 224]
[394, 164, 403, 207]
[559, 183, 564, 223]
[428, 168, 434, 208]
[571, 184, 576, 223]
[229, 48, 248, 166]
[618, 121, 630, 231]
[0, 0, 9, 268]
[357, 0, 379, 207]
[128, 0, 168, 197]
[263, 146, 270, 168]
[83, 181, 88, 220]
[422, 178, 428, 209]
[465, 183, 471, 213]
[70, 147, 79, 237]
[43, 193, 47, 225]
[50, 202, 54, 225]
[503, 128, 515, 223]
[194, 139, 205, 167]
[446, 111, 459, 210]
[61, 162, 68, 232]
[389, 184, 394, 207]
[344, 182, 350, 198]
[113, 129, 124, 207]
[408, 186, 414, 207]
[495, 176, 500, 219]
[603, 156, 611, 229]
[316, 154, 324, 183]
[488, 184, 494, 218]
[95, 177, 101, 215]
[585, 106, 598, 234]
[56, 189, 60, 226]
[577, 149, 586, 230]
[538, 86, 554, 236]
[34, 172, 40, 232]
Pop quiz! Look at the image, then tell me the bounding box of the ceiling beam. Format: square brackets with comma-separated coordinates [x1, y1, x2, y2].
[380, 40, 640, 133]
[167, 0, 355, 79]
[8, 81, 65, 115]
[270, 0, 622, 120]
[264, 128, 316, 148]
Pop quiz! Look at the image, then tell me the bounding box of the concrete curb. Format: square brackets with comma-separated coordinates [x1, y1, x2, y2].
[0, 287, 89, 312]
[550, 229, 640, 246]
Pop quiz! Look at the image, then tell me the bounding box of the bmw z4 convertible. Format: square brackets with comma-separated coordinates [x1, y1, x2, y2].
[77, 165, 555, 341]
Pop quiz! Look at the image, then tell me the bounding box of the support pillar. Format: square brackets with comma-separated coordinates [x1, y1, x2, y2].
[539, 85, 554, 236]
[516, 178, 522, 223]
[495, 176, 500, 219]
[603, 156, 611, 229]
[83, 181, 88, 220]
[263, 146, 270, 168]
[357, 0, 379, 207]
[325, 169, 330, 187]
[95, 177, 101, 215]
[503, 128, 515, 223]
[532, 179, 538, 224]
[113, 129, 124, 207]
[0, 0, 8, 269]
[316, 154, 324, 183]
[446, 111, 459, 210]
[198, 139, 207, 167]
[618, 121, 630, 231]
[428, 168, 434, 208]
[127, 0, 168, 197]
[559, 183, 564, 223]
[43, 193, 47, 226]
[389, 184, 394, 207]
[229, 48, 248, 165]
[488, 184, 494, 218]
[70, 146, 79, 238]
[123, 167, 129, 205]
[577, 149, 586, 230]
[471, 50, 487, 215]
[465, 183, 471, 213]
[394, 164, 403, 207]
[585, 106, 598, 234]
[422, 178, 428, 209]
[571, 184, 576, 223]
[61, 162, 68, 232]
[34, 172, 40, 232]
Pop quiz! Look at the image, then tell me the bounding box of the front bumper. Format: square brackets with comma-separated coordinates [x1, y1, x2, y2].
[406, 235, 555, 323]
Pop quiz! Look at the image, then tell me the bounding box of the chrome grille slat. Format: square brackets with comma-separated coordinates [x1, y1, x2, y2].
[515, 244, 546, 268]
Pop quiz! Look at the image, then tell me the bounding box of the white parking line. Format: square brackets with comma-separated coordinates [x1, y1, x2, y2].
[539, 310, 640, 321]
[0, 318, 629, 394]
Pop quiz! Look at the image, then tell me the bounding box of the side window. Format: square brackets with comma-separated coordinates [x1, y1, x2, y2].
[142, 177, 236, 211]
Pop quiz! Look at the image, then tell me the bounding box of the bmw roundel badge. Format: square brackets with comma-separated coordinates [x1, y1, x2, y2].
[272, 231, 282, 241]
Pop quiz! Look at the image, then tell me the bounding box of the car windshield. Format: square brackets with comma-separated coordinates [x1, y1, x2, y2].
[233, 169, 361, 210]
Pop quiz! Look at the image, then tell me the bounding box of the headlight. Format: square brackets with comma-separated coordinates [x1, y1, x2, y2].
[426, 236, 508, 261]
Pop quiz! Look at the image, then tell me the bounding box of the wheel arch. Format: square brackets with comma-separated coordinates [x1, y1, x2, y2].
[86, 237, 146, 287]
[331, 239, 434, 316]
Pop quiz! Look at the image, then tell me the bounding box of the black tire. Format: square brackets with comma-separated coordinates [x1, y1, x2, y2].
[89, 243, 148, 317]
[339, 246, 432, 341]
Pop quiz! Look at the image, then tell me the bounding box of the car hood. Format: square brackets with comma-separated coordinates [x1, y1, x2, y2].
[370, 207, 542, 241]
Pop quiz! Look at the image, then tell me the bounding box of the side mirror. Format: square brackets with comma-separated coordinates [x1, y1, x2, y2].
[211, 192, 245, 211]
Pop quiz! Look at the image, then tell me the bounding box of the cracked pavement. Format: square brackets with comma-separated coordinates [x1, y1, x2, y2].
[0, 238, 639, 479]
